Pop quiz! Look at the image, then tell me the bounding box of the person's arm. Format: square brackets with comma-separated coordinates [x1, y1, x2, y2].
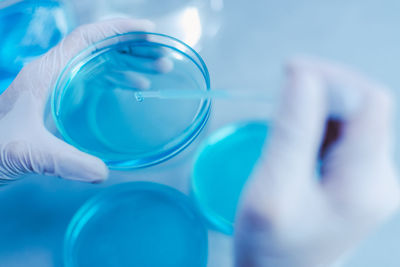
[235, 57, 400, 267]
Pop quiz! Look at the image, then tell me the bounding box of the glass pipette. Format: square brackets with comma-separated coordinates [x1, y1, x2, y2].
[133, 89, 274, 102]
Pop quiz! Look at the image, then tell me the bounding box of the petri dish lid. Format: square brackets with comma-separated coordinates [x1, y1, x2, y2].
[64, 182, 208, 267]
[52, 32, 211, 169]
[191, 121, 269, 235]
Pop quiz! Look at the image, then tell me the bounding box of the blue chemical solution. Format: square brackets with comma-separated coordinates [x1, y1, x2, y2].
[192, 121, 269, 234]
[0, 0, 69, 75]
[53, 34, 210, 168]
[64, 182, 208, 267]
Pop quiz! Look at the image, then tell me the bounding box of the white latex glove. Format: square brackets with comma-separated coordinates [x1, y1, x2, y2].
[235, 58, 400, 267]
[0, 18, 160, 184]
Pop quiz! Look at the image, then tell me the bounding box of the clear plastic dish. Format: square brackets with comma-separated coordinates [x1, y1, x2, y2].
[52, 32, 211, 169]
[191, 121, 269, 234]
[64, 182, 208, 267]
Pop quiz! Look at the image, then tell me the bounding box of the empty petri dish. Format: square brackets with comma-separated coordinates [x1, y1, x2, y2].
[52, 32, 211, 169]
[64, 182, 208, 267]
[192, 121, 269, 234]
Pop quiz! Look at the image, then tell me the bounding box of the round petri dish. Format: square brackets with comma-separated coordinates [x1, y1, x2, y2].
[192, 121, 269, 234]
[64, 182, 208, 267]
[52, 32, 211, 169]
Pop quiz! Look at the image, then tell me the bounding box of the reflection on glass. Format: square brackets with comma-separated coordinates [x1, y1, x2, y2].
[71, 0, 223, 50]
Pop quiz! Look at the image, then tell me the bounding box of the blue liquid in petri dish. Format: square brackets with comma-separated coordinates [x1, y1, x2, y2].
[64, 182, 208, 267]
[0, 0, 69, 75]
[52, 33, 211, 169]
[192, 121, 269, 234]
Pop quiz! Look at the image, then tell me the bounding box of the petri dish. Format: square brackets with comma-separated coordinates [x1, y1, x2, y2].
[192, 121, 269, 235]
[76, 0, 223, 49]
[64, 182, 208, 267]
[0, 0, 71, 75]
[52, 32, 211, 169]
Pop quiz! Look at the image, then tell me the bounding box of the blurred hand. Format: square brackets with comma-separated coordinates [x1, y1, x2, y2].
[235, 58, 400, 267]
[0, 18, 165, 184]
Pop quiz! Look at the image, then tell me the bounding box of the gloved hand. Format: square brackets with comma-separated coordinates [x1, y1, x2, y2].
[0, 18, 164, 184]
[235, 58, 400, 267]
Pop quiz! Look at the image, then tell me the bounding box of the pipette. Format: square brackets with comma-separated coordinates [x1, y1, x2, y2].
[132, 88, 357, 119]
[133, 89, 274, 102]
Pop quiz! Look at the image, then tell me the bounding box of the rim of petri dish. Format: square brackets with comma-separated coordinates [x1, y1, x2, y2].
[191, 120, 269, 234]
[51, 32, 211, 169]
[64, 182, 208, 267]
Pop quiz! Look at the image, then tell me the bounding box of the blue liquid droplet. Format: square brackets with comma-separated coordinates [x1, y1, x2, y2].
[135, 92, 144, 102]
